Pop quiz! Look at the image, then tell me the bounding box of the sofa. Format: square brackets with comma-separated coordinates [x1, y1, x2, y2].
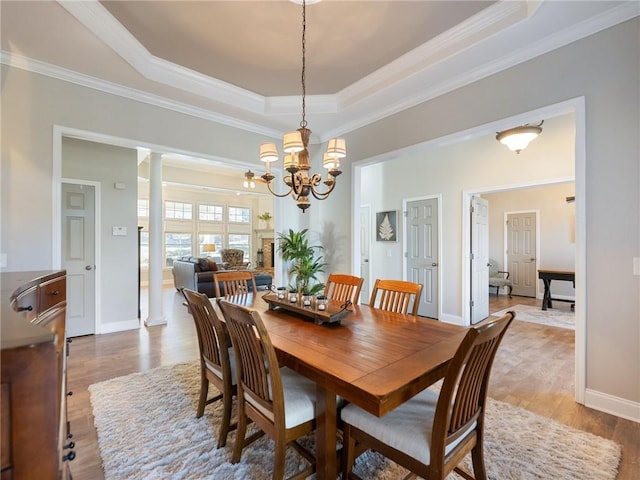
[172, 256, 272, 297]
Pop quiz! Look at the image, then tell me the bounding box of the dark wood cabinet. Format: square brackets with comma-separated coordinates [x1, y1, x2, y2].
[1, 271, 73, 479]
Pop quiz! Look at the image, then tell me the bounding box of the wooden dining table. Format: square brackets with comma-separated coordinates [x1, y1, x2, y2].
[217, 292, 467, 480]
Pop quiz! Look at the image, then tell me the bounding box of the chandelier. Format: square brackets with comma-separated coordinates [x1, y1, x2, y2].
[258, 0, 346, 212]
[496, 121, 544, 154]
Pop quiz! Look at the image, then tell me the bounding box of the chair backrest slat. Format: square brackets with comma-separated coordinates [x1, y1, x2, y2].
[369, 278, 423, 315]
[219, 300, 285, 421]
[324, 273, 364, 305]
[214, 270, 258, 298]
[432, 312, 514, 454]
[182, 288, 231, 375]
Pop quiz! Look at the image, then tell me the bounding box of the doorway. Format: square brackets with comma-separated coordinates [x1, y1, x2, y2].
[359, 205, 371, 303]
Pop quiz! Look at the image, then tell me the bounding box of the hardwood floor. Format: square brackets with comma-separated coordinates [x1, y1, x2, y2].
[66, 290, 639, 479]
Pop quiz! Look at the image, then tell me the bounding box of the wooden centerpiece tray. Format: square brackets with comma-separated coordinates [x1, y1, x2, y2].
[262, 292, 352, 325]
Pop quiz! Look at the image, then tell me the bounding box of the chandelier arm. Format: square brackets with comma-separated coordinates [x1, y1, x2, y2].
[264, 179, 294, 198]
[309, 176, 337, 200]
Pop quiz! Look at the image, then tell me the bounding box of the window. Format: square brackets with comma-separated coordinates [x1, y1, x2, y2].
[137, 199, 149, 218]
[228, 206, 250, 223]
[165, 233, 192, 266]
[165, 201, 193, 220]
[228, 234, 250, 261]
[199, 204, 223, 222]
[198, 234, 223, 258]
[139, 231, 149, 267]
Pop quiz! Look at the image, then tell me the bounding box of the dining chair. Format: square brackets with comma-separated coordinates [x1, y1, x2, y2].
[181, 288, 237, 448]
[324, 273, 364, 305]
[218, 299, 317, 480]
[214, 270, 258, 297]
[369, 278, 423, 316]
[340, 311, 515, 480]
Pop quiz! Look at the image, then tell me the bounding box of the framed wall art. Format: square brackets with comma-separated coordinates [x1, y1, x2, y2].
[376, 210, 397, 242]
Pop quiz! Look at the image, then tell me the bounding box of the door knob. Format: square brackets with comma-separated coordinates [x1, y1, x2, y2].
[85, 265, 93, 271]
[432, 262, 438, 267]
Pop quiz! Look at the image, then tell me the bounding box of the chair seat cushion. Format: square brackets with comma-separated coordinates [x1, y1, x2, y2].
[488, 277, 511, 287]
[340, 387, 473, 466]
[280, 367, 317, 429]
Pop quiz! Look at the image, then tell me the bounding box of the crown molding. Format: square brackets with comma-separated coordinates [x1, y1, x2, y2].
[0, 51, 281, 139]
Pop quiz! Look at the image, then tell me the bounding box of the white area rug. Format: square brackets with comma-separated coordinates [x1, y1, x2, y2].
[493, 304, 575, 329]
[89, 362, 620, 480]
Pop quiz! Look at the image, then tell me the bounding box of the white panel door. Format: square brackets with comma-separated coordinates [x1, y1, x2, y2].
[406, 198, 438, 318]
[62, 183, 96, 337]
[507, 212, 537, 297]
[470, 196, 489, 324]
[359, 206, 371, 304]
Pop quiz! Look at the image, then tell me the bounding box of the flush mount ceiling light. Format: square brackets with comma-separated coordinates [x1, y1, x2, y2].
[496, 121, 544, 154]
[258, 0, 346, 212]
[243, 170, 256, 189]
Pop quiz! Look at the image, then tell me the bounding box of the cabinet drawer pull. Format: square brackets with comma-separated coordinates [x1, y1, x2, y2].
[17, 305, 33, 312]
[50, 290, 60, 296]
[63, 451, 76, 462]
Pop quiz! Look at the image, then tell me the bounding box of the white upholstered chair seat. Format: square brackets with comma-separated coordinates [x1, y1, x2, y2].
[205, 347, 237, 385]
[340, 387, 474, 466]
[245, 366, 317, 429]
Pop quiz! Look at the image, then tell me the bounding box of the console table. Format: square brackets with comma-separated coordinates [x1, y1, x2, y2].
[1, 270, 74, 479]
[538, 269, 575, 311]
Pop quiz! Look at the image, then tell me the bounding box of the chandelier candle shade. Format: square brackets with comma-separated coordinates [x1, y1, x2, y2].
[259, 0, 346, 211]
[496, 121, 543, 154]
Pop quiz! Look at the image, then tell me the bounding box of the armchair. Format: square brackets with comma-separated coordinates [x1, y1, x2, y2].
[219, 249, 251, 270]
[488, 258, 512, 297]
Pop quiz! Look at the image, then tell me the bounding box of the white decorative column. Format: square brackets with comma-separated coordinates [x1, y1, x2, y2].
[145, 152, 166, 326]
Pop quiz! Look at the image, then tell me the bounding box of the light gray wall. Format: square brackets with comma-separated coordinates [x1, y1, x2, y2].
[484, 183, 576, 298]
[354, 19, 639, 406]
[62, 137, 138, 328]
[361, 113, 575, 316]
[1, 18, 638, 412]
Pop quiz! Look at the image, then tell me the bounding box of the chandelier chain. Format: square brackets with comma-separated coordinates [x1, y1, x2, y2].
[300, 0, 307, 129]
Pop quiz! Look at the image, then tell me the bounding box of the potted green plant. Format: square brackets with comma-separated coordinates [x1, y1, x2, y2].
[257, 211, 272, 229]
[277, 228, 326, 295]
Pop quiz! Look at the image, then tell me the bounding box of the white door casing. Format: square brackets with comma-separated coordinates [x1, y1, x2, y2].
[470, 196, 489, 325]
[507, 211, 538, 297]
[359, 205, 371, 304]
[405, 197, 439, 318]
[62, 182, 97, 337]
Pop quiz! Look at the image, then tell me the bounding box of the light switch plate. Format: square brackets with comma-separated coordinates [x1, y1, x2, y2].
[633, 257, 640, 276]
[0, 253, 6, 268]
[113, 226, 127, 236]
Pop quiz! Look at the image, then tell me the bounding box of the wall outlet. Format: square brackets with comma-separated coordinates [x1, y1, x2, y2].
[112, 226, 127, 236]
[633, 257, 640, 276]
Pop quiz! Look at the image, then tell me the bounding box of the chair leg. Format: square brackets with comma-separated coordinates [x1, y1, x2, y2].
[273, 438, 286, 480]
[341, 426, 356, 480]
[217, 392, 233, 448]
[470, 440, 487, 480]
[508, 285, 512, 298]
[232, 408, 248, 464]
[197, 374, 208, 418]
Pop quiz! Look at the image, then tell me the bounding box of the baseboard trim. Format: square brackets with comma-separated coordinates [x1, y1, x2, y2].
[98, 318, 140, 334]
[584, 388, 640, 423]
[439, 313, 463, 325]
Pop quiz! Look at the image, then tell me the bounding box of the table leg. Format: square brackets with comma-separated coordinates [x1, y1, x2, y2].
[542, 279, 552, 310]
[315, 384, 337, 480]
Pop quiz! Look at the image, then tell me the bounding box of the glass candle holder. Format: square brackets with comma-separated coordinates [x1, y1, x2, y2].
[276, 287, 286, 300]
[288, 289, 298, 303]
[302, 292, 313, 308]
[316, 295, 328, 311]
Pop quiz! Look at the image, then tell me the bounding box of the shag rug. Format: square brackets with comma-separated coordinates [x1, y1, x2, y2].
[492, 304, 575, 329]
[89, 362, 620, 480]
